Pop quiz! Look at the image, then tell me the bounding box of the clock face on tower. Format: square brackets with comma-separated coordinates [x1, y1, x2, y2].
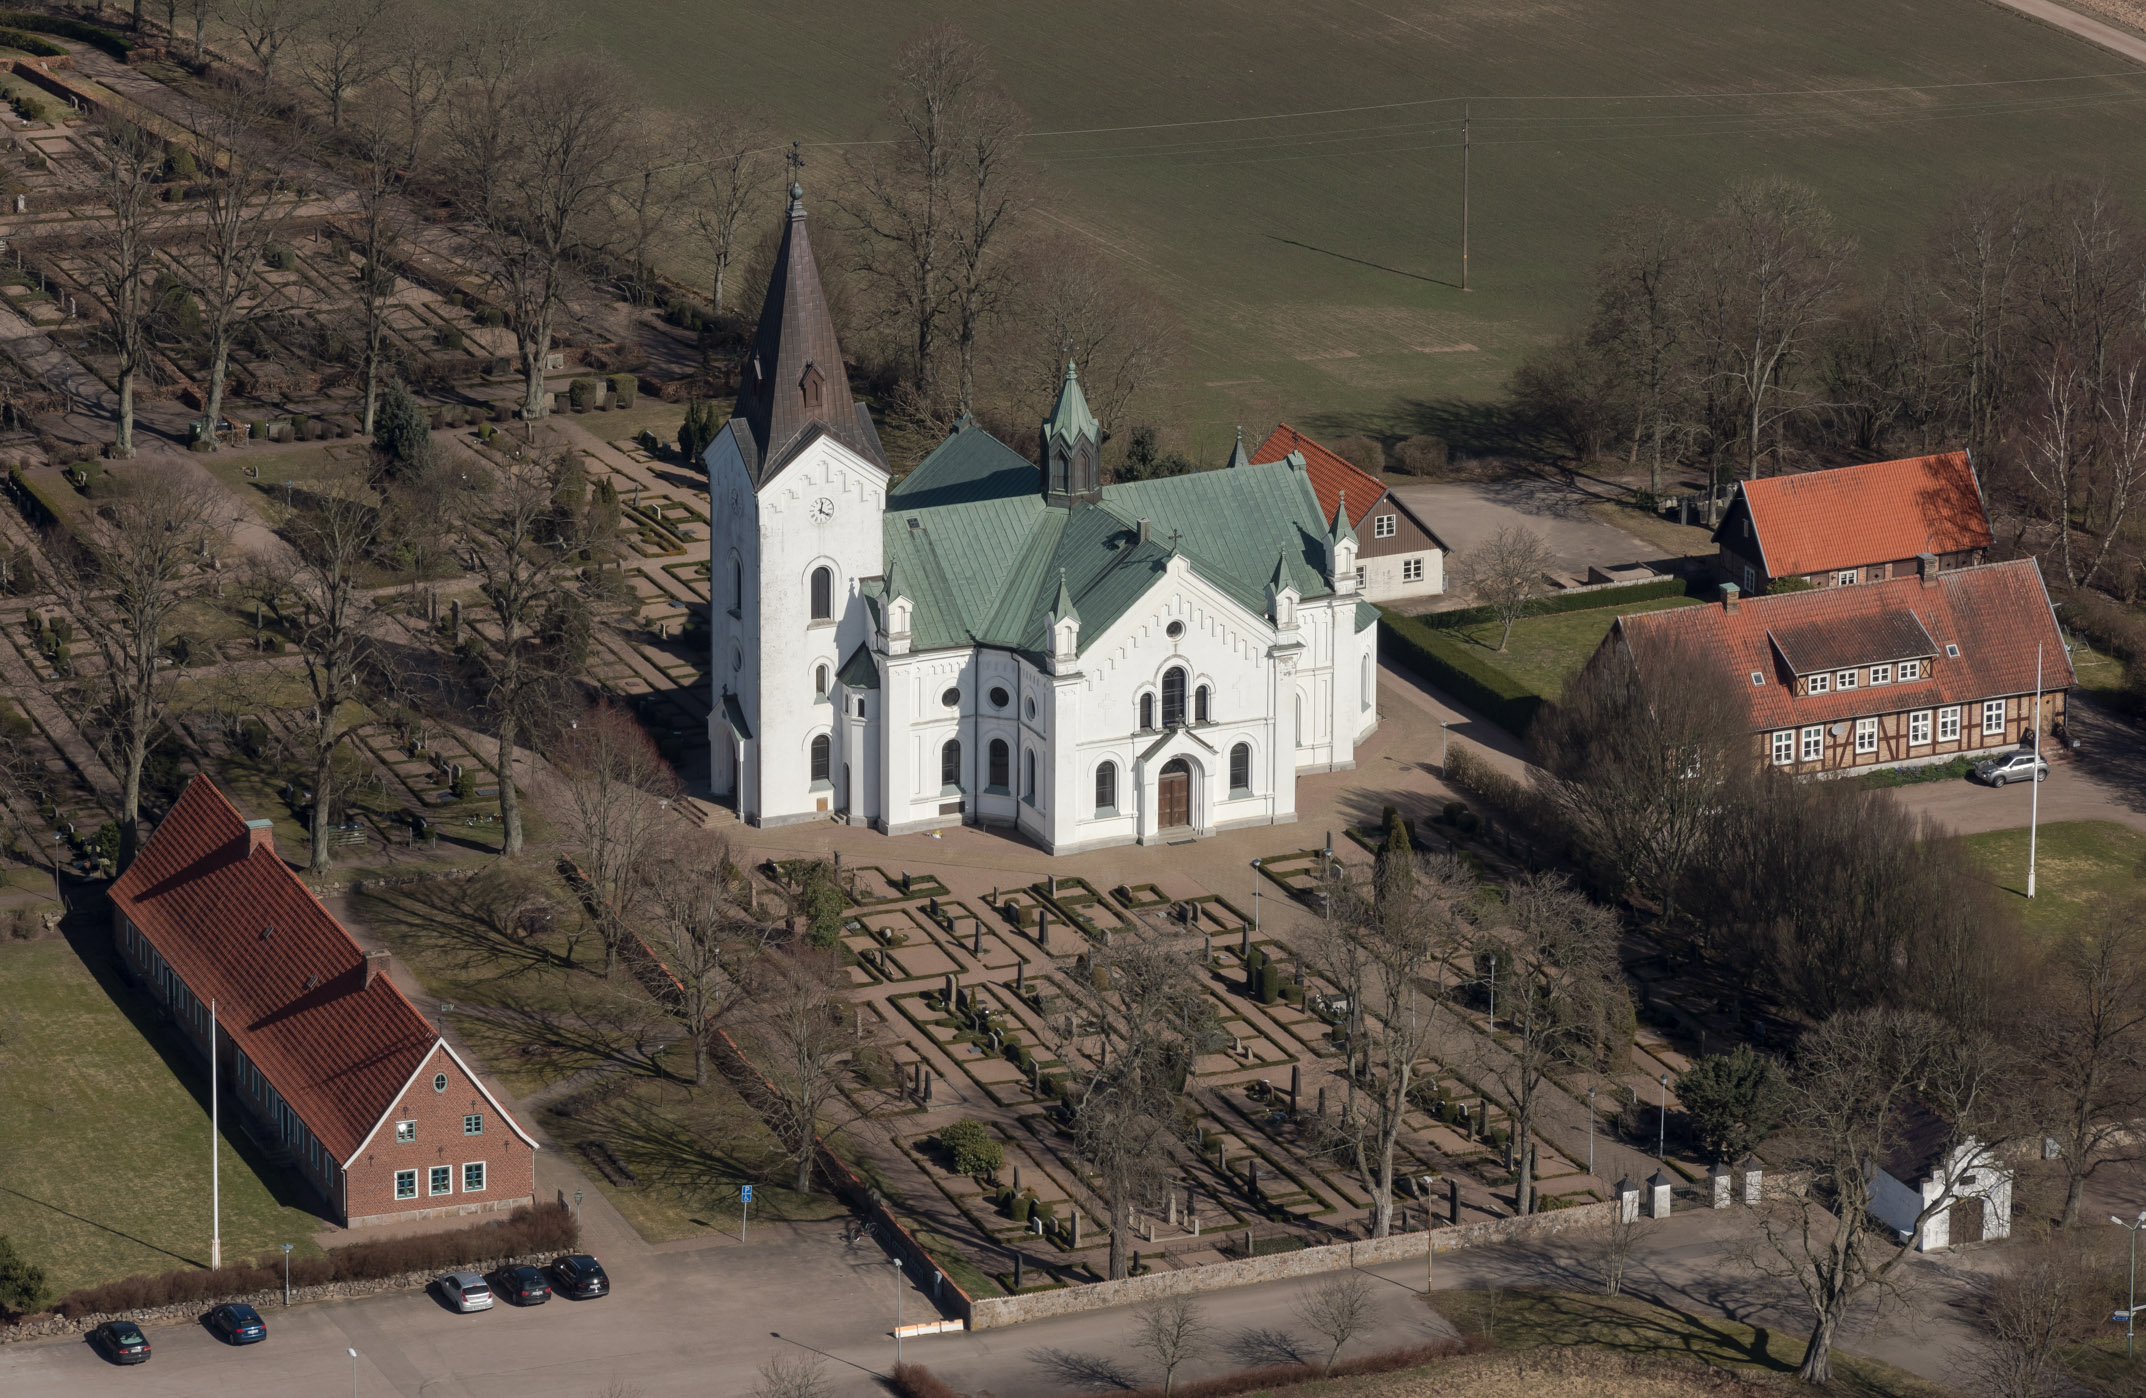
[809, 496, 835, 523]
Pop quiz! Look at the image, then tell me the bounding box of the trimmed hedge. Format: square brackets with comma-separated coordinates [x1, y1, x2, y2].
[42, 1202, 574, 1321]
[1378, 608, 1544, 737]
[1414, 575, 1693, 632]
[0, 28, 66, 56]
[0, 11, 130, 56]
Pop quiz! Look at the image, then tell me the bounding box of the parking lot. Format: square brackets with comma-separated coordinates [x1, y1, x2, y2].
[1889, 695, 2146, 837]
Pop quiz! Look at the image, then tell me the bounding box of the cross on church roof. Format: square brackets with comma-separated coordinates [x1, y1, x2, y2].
[1168, 528, 1183, 551]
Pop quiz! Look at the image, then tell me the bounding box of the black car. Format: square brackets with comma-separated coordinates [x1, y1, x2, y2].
[207, 1302, 268, 1344]
[92, 1320, 151, 1364]
[549, 1253, 608, 1300]
[494, 1263, 551, 1306]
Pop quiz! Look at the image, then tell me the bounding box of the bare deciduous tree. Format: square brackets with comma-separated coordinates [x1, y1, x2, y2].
[377, 0, 456, 168]
[1294, 1272, 1376, 1373]
[682, 108, 771, 316]
[63, 475, 228, 863]
[292, 0, 389, 128]
[1003, 231, 1172, 448]
[943, 80, 1026, 414]
[1131, 1295, 1211, 1397]
[639, 833, 773, 1087]
[750, 946, 852, 1194]
[83, 118, 173, 458]
[342, 94, 410, 436]
[179, 92, 294, 452]
[2027, 898, 2146, 1227]
[222, 0, 315, 90]
[1965, 1229, 2114, 1398]
[1587, 1208, 1652, 1297]
[551, 699, 681, 975]
[1588, 206, 1693, 496]
[749, 1350, 830, 1398]
[1450, 525, 1551, 651]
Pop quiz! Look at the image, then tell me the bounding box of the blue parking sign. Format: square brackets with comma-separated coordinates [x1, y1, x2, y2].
[740, 1184, 753, 1203]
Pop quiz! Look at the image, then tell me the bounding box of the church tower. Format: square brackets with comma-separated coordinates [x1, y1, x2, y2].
[1041, 360, 1101, 507]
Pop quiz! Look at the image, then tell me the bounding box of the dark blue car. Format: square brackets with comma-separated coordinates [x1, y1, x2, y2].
[207, 1303, 268, 1344]
[91, 1320, 151, 1364]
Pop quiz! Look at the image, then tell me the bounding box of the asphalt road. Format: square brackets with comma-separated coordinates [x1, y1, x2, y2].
[0, 1210, 1984, 1398]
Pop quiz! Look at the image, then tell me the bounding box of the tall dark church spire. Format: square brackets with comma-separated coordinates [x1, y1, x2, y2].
[732, 165, 885, 482]
[1041, 360, 1101, 507]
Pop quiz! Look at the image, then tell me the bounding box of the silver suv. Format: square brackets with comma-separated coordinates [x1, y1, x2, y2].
[438, 1272, 493, 1313]
[1975, 749, 2049, 787]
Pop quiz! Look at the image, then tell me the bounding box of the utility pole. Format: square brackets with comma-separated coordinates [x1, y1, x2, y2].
[2028, 642, 2042, 899]
[210, 997, 221, 1270]
[1461, 102, 1470, 292]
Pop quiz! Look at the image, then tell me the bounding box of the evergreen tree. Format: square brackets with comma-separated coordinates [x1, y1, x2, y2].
[678, 400, 720, 466]
[1676, 1044, 1789, 1161]
[371, 380, 431, 476]
[0, 1235, 47, 1315]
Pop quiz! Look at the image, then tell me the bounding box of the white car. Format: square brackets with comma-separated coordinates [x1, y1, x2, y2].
[438, 1272, 493, 1313]
[1975, 749, 2050, 787]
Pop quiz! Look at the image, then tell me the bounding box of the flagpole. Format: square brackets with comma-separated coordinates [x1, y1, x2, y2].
[210, 996, 221, 1270]
[2027, 643, 2041, 900]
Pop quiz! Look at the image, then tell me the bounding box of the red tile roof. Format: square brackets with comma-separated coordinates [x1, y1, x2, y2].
[1248, 423, 1387, 528]
[1728, 452, 1992, 579]
[1610, 559, 2072, 732]
[109, 777, 486, 1165]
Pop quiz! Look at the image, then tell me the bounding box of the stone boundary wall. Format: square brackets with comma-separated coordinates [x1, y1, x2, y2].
[0, 1251, 555, 1344]
[968, 1201, 1619, 1330]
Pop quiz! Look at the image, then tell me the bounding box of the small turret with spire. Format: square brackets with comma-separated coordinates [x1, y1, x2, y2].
[1042, 360, 1101, 508]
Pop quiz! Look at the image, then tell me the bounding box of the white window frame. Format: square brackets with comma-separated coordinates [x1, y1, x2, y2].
[1982, 699, 2007, 736]
[429, 1165, 452, 1197]
[395, 1169, 417, 1200]
[1939, 707, 1961, 742]
[1899, 659, 1921, 680]
[463, 1162, 486, 1194]
[1836, 569, 1859, 586]
[1869, 663, 1892, 686]
[1806, 672, 1830, 695]
[1353, 566, 1365, 589]
[1800, 725, 1824, 762]
[1374, 514, 1396, 539]
[463, 1113, 483, 1137]
[1771, 730, 1794, 765]
[1909, 710, 1932, 745]
[1854, 717, 1878, 754]
[1401, 557, 1424, 583]
[395, 1120, 415, 1144]
[1836, 669, 1859, 691]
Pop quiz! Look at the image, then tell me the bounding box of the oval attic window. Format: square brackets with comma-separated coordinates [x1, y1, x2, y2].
[432, 1072, 448, 1093]
[1024, 698, 1036, 720]
[941, 687, 960, 708]
[989, 686, 1011, 709]
[1166, 620, 1185, 639]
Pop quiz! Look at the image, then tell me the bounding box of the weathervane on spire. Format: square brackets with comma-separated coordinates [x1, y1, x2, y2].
[786, 140, 805, 208]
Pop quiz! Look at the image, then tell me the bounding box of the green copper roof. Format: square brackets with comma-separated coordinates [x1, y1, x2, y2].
[1226, 426, 1249, 469]
[1330, 490, 1358, 546]
[878, 424, 1335, 660]
[1043, 360, 1099, 447]
[836, 642, 880, 690]
[1051, 569, 1080, 624]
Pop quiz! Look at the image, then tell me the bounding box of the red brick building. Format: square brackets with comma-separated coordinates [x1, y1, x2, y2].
[1249, 424, 1447, 603]
[1602, 557, 2071, 775]
[110, 776, 537, 1228]
[1712, 451, 1992, 596]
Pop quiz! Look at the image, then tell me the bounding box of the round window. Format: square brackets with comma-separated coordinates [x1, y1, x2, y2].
[1166, 620, 1185, 639]
[1024, 698, 1036, 719]
[730, 646, 742, 672]
[989, 686, 1010, 709]
[941, 687, 960, 708]
[432, 1072, 448, 1093]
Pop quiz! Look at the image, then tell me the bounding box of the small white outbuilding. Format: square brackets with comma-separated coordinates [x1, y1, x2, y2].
[1868, 1110, 2011, 1252]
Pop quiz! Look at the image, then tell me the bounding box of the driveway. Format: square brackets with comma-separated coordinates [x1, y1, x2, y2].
[1391, 475, 1664, 584]
[1889, 694, 2146, 836]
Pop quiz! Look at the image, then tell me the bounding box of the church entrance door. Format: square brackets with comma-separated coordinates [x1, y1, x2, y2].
[1159, 758, 1192, 829]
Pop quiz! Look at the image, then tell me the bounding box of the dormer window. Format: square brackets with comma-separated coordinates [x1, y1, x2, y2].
[1899, 659, 1922, 680]
[1835, 669, 1858, 690]
[1807, 673, 1830, 695]
[800, 363, 825, 411]
[1869, 663, 1892, 686]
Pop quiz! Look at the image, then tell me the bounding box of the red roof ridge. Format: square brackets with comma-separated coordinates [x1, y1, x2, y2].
[1726, 452, 1992, 579]
[1248, 422, 1388, 528]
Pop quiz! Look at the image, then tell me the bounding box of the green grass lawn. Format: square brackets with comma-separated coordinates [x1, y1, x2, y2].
[482, 0, 2146, 453]
[1960, 820, 2146, 939]
[1444, 596, 1704, 701]
[1432, 1289, 1945, 1398]
[0, 938, 323, 1300]
[2067, 638, 2129, 697]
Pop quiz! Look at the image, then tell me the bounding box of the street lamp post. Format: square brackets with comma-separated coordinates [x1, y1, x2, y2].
[1251, 860, 1260, 935]
[1658, 1073, 1670, 1162]
[348, 1346, 359, 1398]
[1587, 1086, 1596, 1177]
[1485, 954, 1496, 1031]
[893, 1257, 905, 1366]
[2116, 1212, 2146, 1359]
[280, 1243, 292, 1306]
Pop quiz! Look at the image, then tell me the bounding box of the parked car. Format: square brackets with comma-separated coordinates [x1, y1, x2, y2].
[437, 1272, 494, 1313]
[492, 1264, 550, 1306]
[206, 1302, 267, 1344]
[548, 1254, 609, 1300]
[91, 1320, 151, 1364]
[1975, 749, 2049, 787]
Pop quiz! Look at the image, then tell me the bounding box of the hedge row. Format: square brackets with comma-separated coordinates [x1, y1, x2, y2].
[0, 27, 66, 56]
[1414, 575, 1693, 632]
[39, 1202, 575, 1321]
[0, 11, 130, 56]
[1378, 608, 1544, 738]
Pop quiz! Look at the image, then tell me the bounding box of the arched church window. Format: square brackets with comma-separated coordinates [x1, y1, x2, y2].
[732, 557, 743, 609]
[1161, 667, 1187, 727]
[1139, 693, 1154, 731]
[941, 739, 961, 791]
[1095, 761, 1117, 813]
[1194, 685, 1210, 723]
[987, 739, 1010, 791]
[815, 664, 829, 698]
[809, 734, 830, 784]
[1230, 743, 1251, 794]
[1023, 749, 1036, 805]
[810, 566, 833, 621]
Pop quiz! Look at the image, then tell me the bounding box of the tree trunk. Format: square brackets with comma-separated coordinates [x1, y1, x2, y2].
[692, 1026, 707, 1087]
[495, 710, 524, 855]
[1796, 1307, 1842, 1384]
[793, 1144, 813, 1193]
[1516, 1136, 1534, 1216]
[118, 739, 145, 866]
[1371, 1140, 1395, 1238]
[307, 742, 335, 874]
[519, 310, 555, 420]
[115, 362, 137, 456]
[202, 336, 231, 453]
[712, 253, 727, 316]
[1107, 1184, 1130, 1279]
[2061, 1167, 2087, 1227]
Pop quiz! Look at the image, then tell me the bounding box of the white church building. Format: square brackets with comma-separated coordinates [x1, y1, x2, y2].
[706, 183, 1380, 852]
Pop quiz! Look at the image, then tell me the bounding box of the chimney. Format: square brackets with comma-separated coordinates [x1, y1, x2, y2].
[363, 949, 391, 989]
[1918, 552, 1939, 588]
[244, 817, 275, 856]
[1720, 581, 1740, 614]
[1137, 518, 1151, 544]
